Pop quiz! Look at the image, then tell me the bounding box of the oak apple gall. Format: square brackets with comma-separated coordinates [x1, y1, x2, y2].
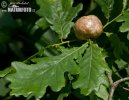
[74, 15, 103, 40]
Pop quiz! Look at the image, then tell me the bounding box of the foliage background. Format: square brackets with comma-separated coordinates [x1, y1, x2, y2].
[0, 0, 129, 100]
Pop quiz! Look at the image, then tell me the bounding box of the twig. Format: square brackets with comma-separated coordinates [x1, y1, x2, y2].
[107, 72, 129, 100]
[123, 87, 129, 91]
[107, 72, 113, 84]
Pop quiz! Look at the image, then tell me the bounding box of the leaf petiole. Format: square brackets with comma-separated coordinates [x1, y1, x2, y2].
[23, 40, 76, 63]
[103, 0, 126, 29]
[103, 13, 123, 29]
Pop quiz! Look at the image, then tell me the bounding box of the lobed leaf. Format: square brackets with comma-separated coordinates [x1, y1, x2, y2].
[116, 10, 129, 33]
[95, 0, 114, 19]
[36, 0, 82, 39]
[0, 67, 14, 78]
[0, 78, 10, 96]
[115, 59, 129, 76]
[35, 18, 49, 30]
[95, 85, 109, 100]
[123, 0, 128, 10]
[57, 84, 70, 100]
[5, 43, 88, 99]
[108, 33, 129, 58]
[73, 42, 110, 95]
[115, 59, 128, 69]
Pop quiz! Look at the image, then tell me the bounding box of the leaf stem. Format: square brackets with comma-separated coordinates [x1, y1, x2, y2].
[46, 41, 70, 48]
[103, 4, 126, 29]
[103, 13, 122, 29]
[23, 40, 76, 63]
[23, 49, 43, 63]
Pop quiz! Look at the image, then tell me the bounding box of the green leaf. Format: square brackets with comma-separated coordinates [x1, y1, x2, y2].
[36, 0, 82, 39]
[0, 78, 10, 96]
[5, 43, 88, 99]
[35, 18, 49, 30]
[95, 85, 109, 100]
[116, 10, 129, 33]
[115, 59, 127, 69]
[115, 59, 129, 75]
[57, 84, 70, 100]
[108, 33, 129, 58]
[123, 0, 128, 10]
[73, 42, 110, 95]
[57, 92, 69, 100]
[95, 0, 114, 19]
[0, 67, 14, 77]
[35, 29, 61, 56]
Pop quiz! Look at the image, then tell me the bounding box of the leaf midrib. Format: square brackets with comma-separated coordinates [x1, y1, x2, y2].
[87, 45, 93, 88]
[56, 43, 87, 67]
[41, 43, 87, 80]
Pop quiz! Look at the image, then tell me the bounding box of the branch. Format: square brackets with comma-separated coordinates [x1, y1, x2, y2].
[107, 72, 129, 100]
[123, 87, 129, 91]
